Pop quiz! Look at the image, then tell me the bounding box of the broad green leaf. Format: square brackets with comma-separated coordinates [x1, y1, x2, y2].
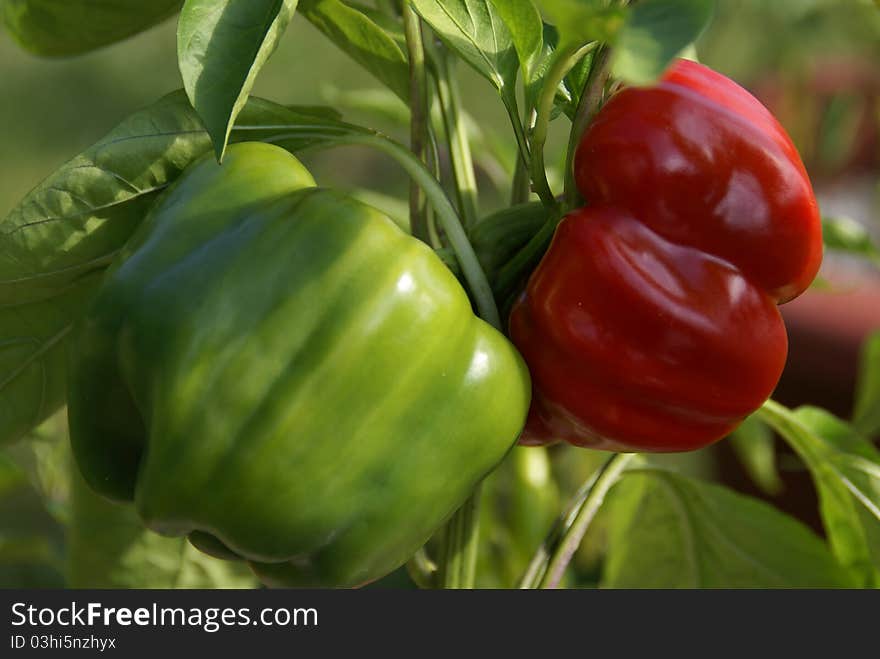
[729, 414, 782, 495]
[2, 0, 182, 57]
[603, 469, 851, 588]
[822, 215, 880, 267]
[612, 0, 714, 84]
[300, 0, 410, 101]
[410, 0, 518, 99]
[488, 0, 544, 81]
[0, 90, 369, 446]
[854, 333, 880, 437]
[538, 0, 626, 46]
[178, 0, 299, 160]
[760, 402, 880, 587]
[68, 466, 255, 588]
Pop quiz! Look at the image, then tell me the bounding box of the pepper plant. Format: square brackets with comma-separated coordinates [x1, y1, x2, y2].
[1, 0, 879, 589]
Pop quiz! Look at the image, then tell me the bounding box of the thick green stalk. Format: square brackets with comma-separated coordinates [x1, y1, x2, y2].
[440, 484, 482, 588]
[433, 49, 479, 228]
[425, 122, 443, 248]
[538, 452, 634, 588]
[563, 45, 612, 208]
[403, 2, 430, 242]
[511, 108, 537, 205]
[501, 92, 556, 208]
[529, 42, 598, 212]
[520, 452, 635, 589]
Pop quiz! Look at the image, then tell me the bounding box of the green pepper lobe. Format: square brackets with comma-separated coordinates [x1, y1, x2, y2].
[68, 142, 530, 587]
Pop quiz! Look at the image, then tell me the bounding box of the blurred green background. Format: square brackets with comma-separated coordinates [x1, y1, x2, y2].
[1, 0, 879, 588]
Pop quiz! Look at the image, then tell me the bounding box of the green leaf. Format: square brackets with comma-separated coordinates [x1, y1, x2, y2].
[410, 0, 518, 98]
[0, 90, 369, 446]
[67, 466, 255, 588]
[854, 333, 880, 437]
[612, 0, 714, 85]
[760, 402, 880, 587]
[2, 0, 182, 57]
[729, 414, 783, 495]
[537, 0, 627, 46]
[178, 0, 299, 160]
[603, 469, 852, 588]
[300, 0, 410, 101]
[488, 0, 544, 81]
[822, 215, 880, 267]
[0, 92, 207, 448]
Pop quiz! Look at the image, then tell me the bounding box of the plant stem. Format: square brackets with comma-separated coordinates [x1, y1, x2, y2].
[433, 48, 479, 229]
[510, 108, 537, 205]
[529, 41, 598, 213]
[403, 1, 430, 242]
[563, 45, 612, 208]
[440, 485, 482, 588]
[520, 452, 635, 589]
[510, 153, 530, 205]
[502, 93, 556, 208]
[425, 122, 443, 248]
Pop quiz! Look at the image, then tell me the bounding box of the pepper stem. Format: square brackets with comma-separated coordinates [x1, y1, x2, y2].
[563, 46, 612, 208]
[402, 1, 430, 242]
[439, 485, 482, 588]
[529, 41, 598, 212]
[520, 452, 635, 589]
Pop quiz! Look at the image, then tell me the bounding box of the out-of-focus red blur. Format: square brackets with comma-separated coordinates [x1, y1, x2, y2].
[776, 261, 880, 417]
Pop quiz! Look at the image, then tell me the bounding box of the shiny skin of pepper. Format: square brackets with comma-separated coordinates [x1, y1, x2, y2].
[511, 59, 822, 452]
[68, 142, 531, 587]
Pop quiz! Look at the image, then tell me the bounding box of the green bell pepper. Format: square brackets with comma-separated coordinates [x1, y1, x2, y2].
[68, 142, 531, 587]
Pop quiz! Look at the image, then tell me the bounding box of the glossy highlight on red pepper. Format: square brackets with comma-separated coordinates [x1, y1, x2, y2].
[574, 58, 822, 304]
[511, 59, 823, 452]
